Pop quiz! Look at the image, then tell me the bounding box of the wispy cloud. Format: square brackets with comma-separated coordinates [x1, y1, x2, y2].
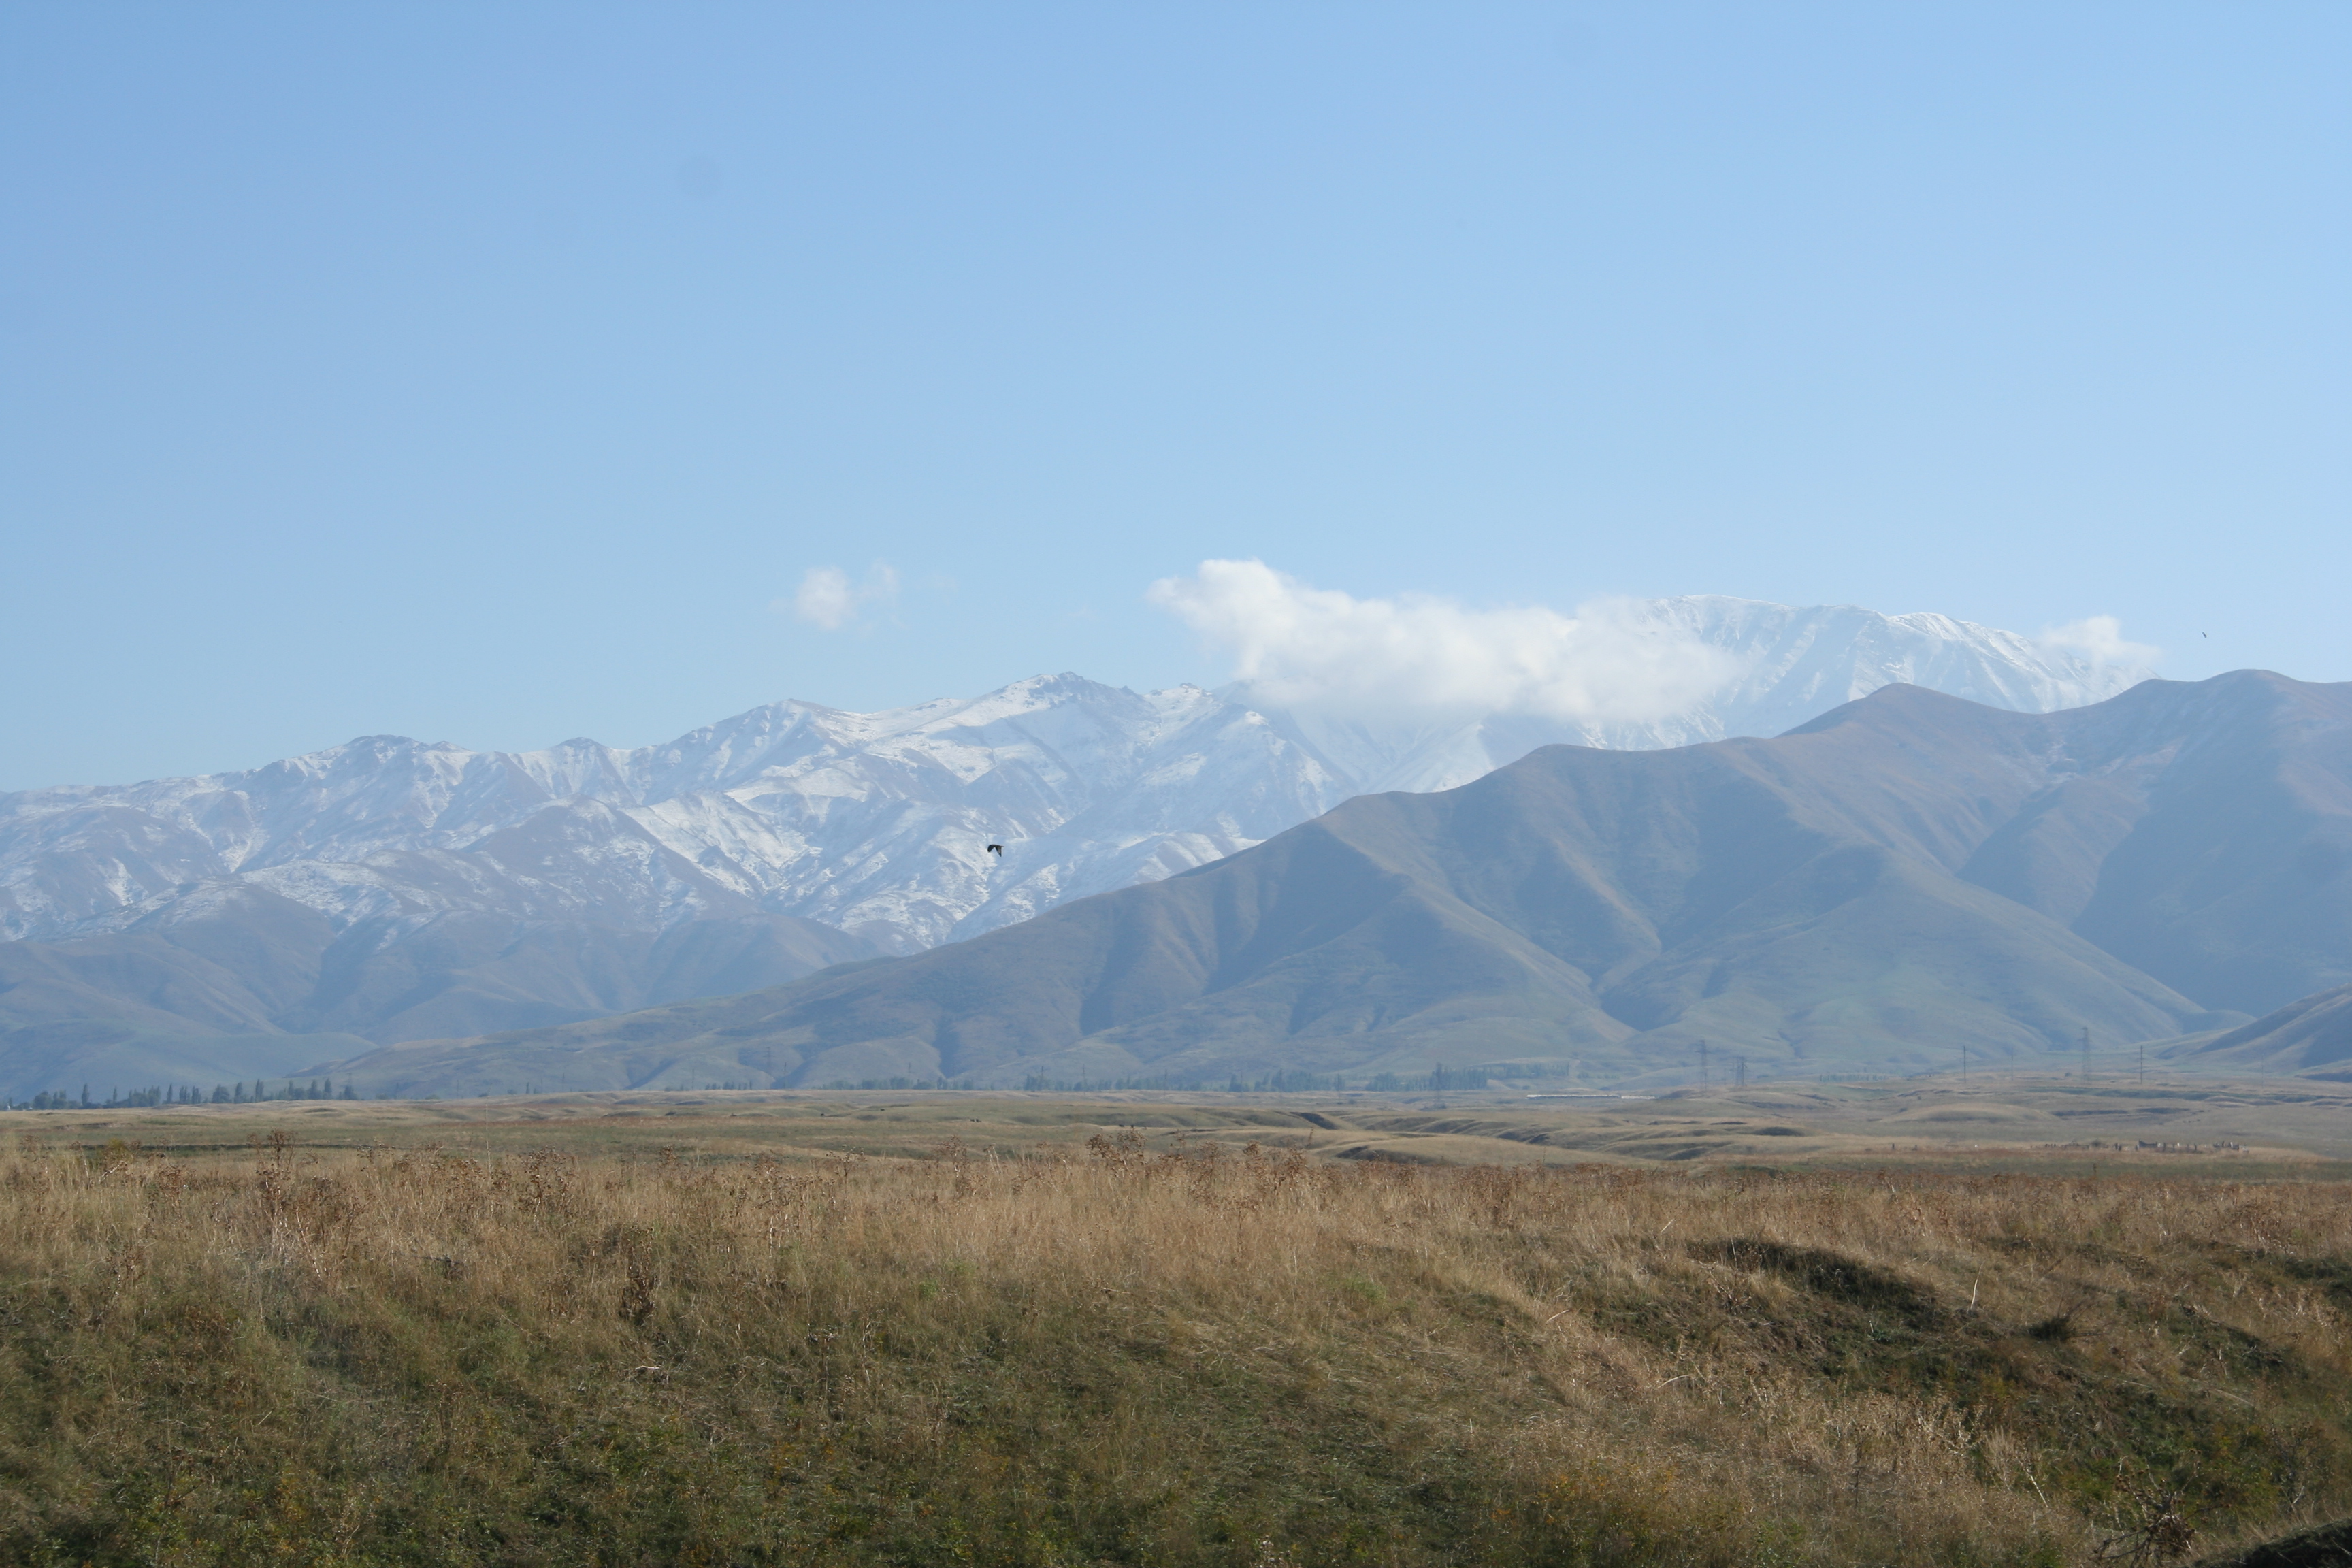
[781, 563, 899, 630]
[1146, 559, 1739, 721]
[2036, 615, 2160, 669]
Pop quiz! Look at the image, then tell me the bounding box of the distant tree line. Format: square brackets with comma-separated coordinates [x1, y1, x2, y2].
[7, 1079, 363, 1111]
[10, 1064, 1523, 1108]
[797, 1066, 1500, 1094]
[4, 1063, 1522, 1109]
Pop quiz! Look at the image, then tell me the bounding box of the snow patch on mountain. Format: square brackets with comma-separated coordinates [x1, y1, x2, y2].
[0, 600, 2151, 956]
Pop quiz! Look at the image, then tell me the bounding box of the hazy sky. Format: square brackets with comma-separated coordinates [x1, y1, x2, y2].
[3, 3, 2346, 789]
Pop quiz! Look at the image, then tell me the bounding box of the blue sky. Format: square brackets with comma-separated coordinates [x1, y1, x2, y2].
[3, 3, 2346, 789]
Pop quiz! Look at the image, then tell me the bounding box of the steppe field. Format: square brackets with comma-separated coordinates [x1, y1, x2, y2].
[3, 1076, 2349, 1567]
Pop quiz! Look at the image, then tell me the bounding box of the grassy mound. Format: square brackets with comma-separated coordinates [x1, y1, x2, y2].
[1, 1122, 2348, 1565]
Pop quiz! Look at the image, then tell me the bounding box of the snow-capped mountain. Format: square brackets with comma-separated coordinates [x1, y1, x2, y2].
[0, 677, 1333, 958]
[1235, 598, 2149, 794]
[1, 598, 2150, 968]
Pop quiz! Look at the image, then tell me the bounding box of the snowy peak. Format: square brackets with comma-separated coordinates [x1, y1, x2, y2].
[1237, 598, 2150, 797]
[1, 599, 2157, 962]
[1626, 596, 2149, 747]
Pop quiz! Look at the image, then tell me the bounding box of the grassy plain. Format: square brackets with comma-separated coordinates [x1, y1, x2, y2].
[1, 1078, 2349, 1566]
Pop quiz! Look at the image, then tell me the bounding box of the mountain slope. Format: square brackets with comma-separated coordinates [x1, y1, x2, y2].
[0, 600, 2147, 958]
[329, 672, 2345, 1096]
[0, 886, 872, 1100]
[0, 599, 2153, 1088]
[0, 676, 1335, 956]
[2167, 982, 2352, 1081]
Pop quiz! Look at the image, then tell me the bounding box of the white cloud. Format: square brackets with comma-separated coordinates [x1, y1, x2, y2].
[1145, 559, 1740, 721]
[783, 563, 898, 630]
[2036, 615, 2160, 669]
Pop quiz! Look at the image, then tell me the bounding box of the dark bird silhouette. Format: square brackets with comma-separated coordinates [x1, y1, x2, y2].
[985, 843, 1003, 857]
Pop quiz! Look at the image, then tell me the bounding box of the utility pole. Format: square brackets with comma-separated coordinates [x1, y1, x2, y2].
[2080, 1026, 2091, 1080]
[1697, 1039, 1709, 1086]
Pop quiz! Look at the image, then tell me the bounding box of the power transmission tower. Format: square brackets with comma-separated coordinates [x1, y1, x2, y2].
[1697, 1039, 1709, 1086]
[2080, 1026, 2091, 1080]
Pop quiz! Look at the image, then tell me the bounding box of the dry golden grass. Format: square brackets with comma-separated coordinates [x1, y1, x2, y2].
[1, 1117, 2347, 1565]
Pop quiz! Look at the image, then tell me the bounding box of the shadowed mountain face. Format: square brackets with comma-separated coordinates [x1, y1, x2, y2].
[2171, 983, 2352, 1082]
[331, 671, 2352, 1095]
[0, 896, 875, 1101]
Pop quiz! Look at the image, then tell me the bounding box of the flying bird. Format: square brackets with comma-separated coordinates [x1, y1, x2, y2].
[986, 843, 1003, 857]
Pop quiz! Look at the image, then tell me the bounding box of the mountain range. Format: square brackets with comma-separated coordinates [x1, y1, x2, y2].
[328, 669, 2352, 1097]
[0, 598, 2152, 1098]
[2173, 981, 2352, 1081]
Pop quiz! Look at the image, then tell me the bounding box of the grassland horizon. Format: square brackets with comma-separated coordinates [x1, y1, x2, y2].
[1, 1088, 2347, 1566]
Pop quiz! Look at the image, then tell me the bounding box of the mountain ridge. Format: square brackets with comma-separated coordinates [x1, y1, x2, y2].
[319, 670, 2348, 1098]
[0, 598, 2157, 1096]
[2, 596, 2146, 950]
